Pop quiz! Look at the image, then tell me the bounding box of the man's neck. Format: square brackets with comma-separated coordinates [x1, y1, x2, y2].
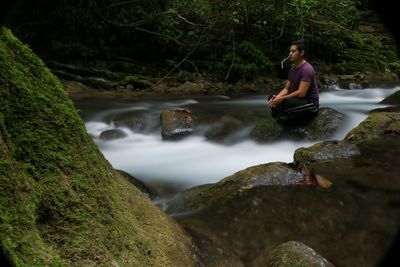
[294, 59, 306, 68]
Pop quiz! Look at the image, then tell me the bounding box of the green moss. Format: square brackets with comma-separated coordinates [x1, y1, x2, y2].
[345, 112, 400, 144]
[0, 28, 197, 266]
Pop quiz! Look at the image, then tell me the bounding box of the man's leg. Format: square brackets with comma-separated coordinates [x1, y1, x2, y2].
[276, 97, 317, 122]
[279, 97, 309, 111]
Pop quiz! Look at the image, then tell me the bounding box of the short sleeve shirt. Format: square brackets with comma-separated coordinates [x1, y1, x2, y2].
[288, 61, 319, 107]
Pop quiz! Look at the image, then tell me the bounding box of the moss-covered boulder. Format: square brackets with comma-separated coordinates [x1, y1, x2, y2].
[293, 140, 360, 164]
[0, 28, 199, 266]
[381, 89, 400, 104]
[163, 160, 399, 267]
[250, 108, 344, 143]
[345, 112, 400, 144]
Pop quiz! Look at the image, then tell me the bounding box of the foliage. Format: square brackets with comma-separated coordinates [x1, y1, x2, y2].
[7, 0, 400, 78]
[215, 41, 273, 79]
[389, 61, 400, 72]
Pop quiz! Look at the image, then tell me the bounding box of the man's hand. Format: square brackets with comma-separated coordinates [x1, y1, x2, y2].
[267, 95, 283, 108]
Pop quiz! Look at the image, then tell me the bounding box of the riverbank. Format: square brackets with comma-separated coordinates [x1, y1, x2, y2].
[60, 61, 399, 101]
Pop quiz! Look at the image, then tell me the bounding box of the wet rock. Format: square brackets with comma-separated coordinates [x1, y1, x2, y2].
[381, 89, 400, 105]
[204, 115, 244, 143]
[266, 241, 334, 267]
[310, 136, 400, 192]
[348, 82, 363, 89]
[99, 128, 127, 140]
[165, 162, 322, 215]
[163, 161, 399, 267]
[113, 116, 147, 133]
[250, 108, 344, 143]
[294, 140, 360, 164]
[160, 108, 194, 140]
[345, 112, 400, 144]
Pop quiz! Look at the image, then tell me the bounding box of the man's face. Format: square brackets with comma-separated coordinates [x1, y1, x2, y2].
[288, 45, 304, 63]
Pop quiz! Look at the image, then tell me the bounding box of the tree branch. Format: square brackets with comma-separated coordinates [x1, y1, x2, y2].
[225, 29, 235, 80]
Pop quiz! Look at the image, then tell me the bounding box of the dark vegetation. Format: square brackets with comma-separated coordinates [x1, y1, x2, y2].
[7, 0, 400, 81]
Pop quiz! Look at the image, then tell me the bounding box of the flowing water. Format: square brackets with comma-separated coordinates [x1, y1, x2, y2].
[74, 86, 400, 195]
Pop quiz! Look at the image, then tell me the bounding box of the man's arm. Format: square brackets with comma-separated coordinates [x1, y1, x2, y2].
[283, 80, 310, 98]
[276, 80, 291, 97]
[268, 80, 310, 107]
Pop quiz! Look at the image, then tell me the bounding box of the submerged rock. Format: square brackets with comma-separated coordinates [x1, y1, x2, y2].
[250, 107, 344, 143]
[99, 128, 127, 140]
[204, 115, 245, 143]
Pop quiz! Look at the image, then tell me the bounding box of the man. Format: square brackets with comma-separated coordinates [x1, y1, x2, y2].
[267, 40, 319, 122]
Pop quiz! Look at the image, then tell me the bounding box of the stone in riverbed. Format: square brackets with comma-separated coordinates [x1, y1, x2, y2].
[381, 89, 400, 105]
[345, 112, 400, 144]
[99, 128, 127, 140]
[160, 108, 194, 140]
[250, 107, 344, 143]
[294, 140, 360, 164]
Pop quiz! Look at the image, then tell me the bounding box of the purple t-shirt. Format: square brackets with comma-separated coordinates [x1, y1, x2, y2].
[288, 61, 319, 107]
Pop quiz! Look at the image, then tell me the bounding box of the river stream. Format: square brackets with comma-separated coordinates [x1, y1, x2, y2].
[74, 86, 400, 196]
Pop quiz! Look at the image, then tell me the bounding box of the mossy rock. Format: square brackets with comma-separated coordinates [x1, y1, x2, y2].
[293, 140, 360, 164]
[0, 28, 199, 266]
[250, 108, 344, 143]
[345, 112, 400, 144]
[164, 161, 399, 267]
[381, 90, 400, 104]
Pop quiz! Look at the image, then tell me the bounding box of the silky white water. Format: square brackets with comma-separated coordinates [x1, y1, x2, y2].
[78, 86, 400, 189]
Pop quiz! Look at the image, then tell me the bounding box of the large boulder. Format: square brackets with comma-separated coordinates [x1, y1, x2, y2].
[380, 89, 400, 105]
[0, 28, 199, 266]
[164, 161, 400, 267]
[250, 107, 344, 143]
[293, 140, 360, 164]
[345, 112, 400, 144]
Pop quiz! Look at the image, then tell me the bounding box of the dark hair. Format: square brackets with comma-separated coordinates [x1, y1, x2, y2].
[291, 40, 305, 52]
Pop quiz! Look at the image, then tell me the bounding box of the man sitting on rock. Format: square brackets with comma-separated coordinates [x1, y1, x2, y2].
[267, 40, 319, 122]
